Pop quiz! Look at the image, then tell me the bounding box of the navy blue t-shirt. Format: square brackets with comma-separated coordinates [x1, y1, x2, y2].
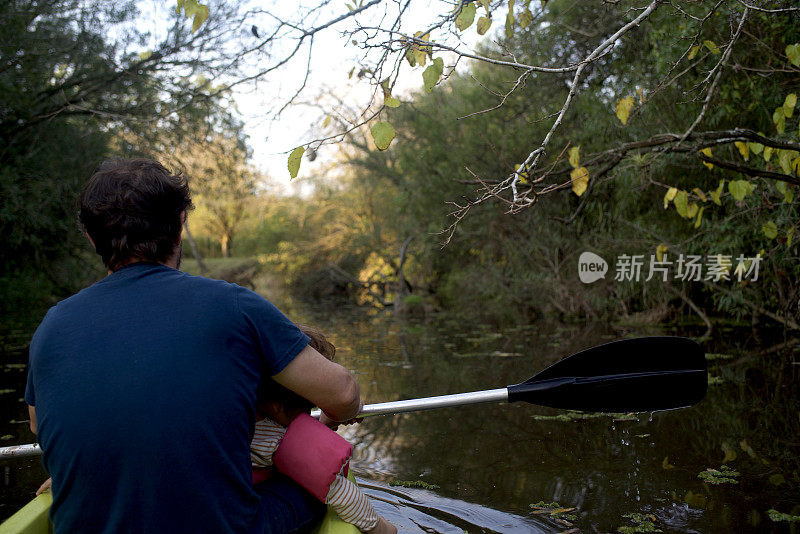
[25, 262, 310, 533]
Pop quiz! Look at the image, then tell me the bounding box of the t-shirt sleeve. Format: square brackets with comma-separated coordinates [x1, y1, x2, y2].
[24, 309, 52, 407]
[235, 285, 310, 376]
[24, 361, 35, 406]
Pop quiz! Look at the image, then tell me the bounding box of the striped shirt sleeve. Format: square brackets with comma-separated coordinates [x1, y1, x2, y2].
[250, 417, 285, 467]
[325, 472, 379, 532]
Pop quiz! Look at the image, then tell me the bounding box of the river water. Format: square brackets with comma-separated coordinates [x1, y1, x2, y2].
[1, 277, 798, 533]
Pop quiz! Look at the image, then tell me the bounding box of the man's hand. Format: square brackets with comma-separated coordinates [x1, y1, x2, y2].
[36, 478, 52, 495]
[318, 409, 363, 430]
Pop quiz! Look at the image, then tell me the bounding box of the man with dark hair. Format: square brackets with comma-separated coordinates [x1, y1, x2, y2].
[25, 158, 362, 533]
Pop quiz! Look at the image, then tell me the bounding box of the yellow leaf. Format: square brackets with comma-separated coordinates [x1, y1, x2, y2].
[287, 146, 305, 179]
[692, 187, 707, 202]
[722, 442, 737, 463]
[686, 202, 698, 219]
[735, 141, 749, 161]
[656, 244, 668, 262]
[688, 45, 700, 60]
[384, 96, 401, 108]
[518, 8, 533, 28]
[704, 40, 721, 55]
[568, 146, 580, 168]
[662, 456, 675, 470]
[700, 147, 713, 170]
[412, 32, 430, 67]
[740, 439, 757, 458]
[616, 96, 634, 125]
[570, 167, 589, 196]
[663, 187, 677, 209]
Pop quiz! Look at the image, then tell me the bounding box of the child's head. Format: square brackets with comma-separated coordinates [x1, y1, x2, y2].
[256, 324, 336, 424]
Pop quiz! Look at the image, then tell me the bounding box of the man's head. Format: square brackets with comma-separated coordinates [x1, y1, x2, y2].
[79, 158, 193, 271]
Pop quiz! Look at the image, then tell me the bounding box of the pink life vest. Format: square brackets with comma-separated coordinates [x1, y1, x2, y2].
[272, 412, 353, 502]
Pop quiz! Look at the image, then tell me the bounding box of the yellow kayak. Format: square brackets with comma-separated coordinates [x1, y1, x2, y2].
[0, 490, 358, 534]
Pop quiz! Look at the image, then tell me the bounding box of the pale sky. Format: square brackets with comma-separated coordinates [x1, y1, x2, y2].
[137, 1, 489, 192]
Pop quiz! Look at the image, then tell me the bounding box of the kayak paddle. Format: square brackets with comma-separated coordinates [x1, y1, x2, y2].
[316, 335, 707, 418]
[0, 337, 706, 459]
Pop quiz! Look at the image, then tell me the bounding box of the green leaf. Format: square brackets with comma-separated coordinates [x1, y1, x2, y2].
[674, 190, 688, 217]
[728, 179, 754, 201]
[287, 146, 305, 179]
[656, 244, 668, 262]
[477, 16, 492, 35]
[694, 206, 705, 229]
[688, 45, 700, 60]
[786, 43, 800, 67]
[616, 96, 634, 125]
[568, 146, 580, 168]
[763, 221, 778, 239]
[518, 8, 533, 28]
[371, 121, 396, 150]
[787, 227, 795, 248]
[778, 150, 798, 175]
[138, 50, 153, 61]
[748, 142, 763, 155]
[784, 93, 797, 118]
[479, 0, 490, 13]
[570, 167, 589, 196]
[773, 108, 786, 134]
[776, 181, 794, 203]
[422, 57, 444, 93]
[384, 96, 401, 108]
[455, 2, 476, 31]
[710, 180, 724, 205]
[764, 146, 773, 162]
[686, 202, 698, 219]
[505, 0, 515, 39]
[663, 187, 678, 209]
[768, 474, 785, 486]
[704, 40, 720, 55]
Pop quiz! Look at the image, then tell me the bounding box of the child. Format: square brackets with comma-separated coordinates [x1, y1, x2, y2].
[252, 325, 396, 534]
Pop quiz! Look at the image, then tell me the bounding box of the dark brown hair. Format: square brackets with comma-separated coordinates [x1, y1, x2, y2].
[78, 158, 193, 270]
[257, 324, 336, 413]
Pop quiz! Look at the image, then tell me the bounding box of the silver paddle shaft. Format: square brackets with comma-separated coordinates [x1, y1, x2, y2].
[0, 443, 41, 459]
[311, 387, 509, 419]
[0, 389, 511, 459]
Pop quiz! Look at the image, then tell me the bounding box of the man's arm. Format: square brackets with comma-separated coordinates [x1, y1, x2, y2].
[28, 405, 36, 435]
[273, 344, 362, 422]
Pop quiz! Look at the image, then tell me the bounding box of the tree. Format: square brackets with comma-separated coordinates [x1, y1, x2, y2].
[173, 133, 258, 257]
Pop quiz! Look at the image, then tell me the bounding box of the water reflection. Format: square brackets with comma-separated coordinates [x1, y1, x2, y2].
[274, 291, 799, 534]
[2, 284, 799, 533]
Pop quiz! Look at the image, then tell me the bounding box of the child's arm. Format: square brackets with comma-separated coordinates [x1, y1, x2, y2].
[250, 417, 285, 467]
[326, 473, 396, 533]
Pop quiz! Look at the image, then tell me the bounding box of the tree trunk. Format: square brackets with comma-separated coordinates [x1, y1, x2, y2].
[183, 223, 208, 275]
[220, 233, 231, 258]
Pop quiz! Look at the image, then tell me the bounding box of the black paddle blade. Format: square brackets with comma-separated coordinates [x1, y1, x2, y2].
[506, 336, 707, 413]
